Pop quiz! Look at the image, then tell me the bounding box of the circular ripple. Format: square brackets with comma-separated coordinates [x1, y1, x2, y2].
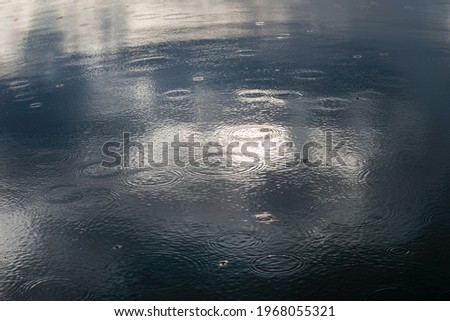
[207, 232, 264, 255]
[237, 49, 258, 57]
[437, 290, 450, 300]
[248, 255, 308, 277]
[353, 89, 384, 100]
[31, 150, 77, 167]
[124, 56, 170, 71]
[237, 89, 270, 103]
[162, 89, 191, 101]
[80, 162, 121, 179]
[122, 168, 185, 188]
[20, 278, 92, 300]
[307, 197, 398, 229]
[44, 185, 83, 204]
[237, 89, 301, 104]
[13, 92, 38, 102]
[355, 166, 417, 203]
[292, 69, 326, 81]
[386, 246, 411, 256]
[106, 252, 205, 294]
[0, 183, 26, 210]
[185, 162, 267, 180]
[219, 124, 286, 142]
[9, 79, 31, 90]
[71, 187, 121, 215]
[192, 76, 204, 82]
[422, 206, 450, 231]
[271, 90, 303, 100]
[364, 287, 419, 300]
[314, 97, 353, 111]
[29, 102, 42, 109]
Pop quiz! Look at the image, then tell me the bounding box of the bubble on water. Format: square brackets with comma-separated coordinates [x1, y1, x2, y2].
[353, 55, 363, 59]
[55, 83, 64, 88]
[379, 52, 389, 57]
[218, 260, 229, 268]
[255, 212, 276, 224]
[192, 76, 204, 82]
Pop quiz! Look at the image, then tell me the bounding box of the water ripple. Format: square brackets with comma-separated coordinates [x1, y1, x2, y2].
[20, 277, 93, 300]
[207, 232, 265, 256]
[292, 69, 326, 81]
[313, 97, 353, 111]
[247, 254, 308, 277]
[79, 162, 122, 179]
[364, 287, 419, 300]
[237, 89, 302, 105]
[422, 206, 450, 231]
[106, 252, 207, 295]
[162, 89, 191, 101]
[122, 168, 186, 189]
[386, 246, 412, 256]
[44, 185, 121, 216]
[44, 185, 84, 204]
[124, 56, 171, 71]
[31, 150, 78, 168]
[306, 197, 398, 229]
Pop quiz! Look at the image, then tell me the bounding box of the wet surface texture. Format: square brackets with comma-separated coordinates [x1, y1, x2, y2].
[1, 0, 450, 300]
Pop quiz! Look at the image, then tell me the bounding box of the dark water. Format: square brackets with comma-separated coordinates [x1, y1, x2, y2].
[1, 0, 450, 300]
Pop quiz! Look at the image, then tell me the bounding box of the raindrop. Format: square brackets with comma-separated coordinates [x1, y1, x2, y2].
[218, 260, 229, 268]
[255, 212, 276, 224]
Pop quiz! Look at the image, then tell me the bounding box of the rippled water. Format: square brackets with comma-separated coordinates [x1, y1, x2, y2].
[1, 0, 450, 300]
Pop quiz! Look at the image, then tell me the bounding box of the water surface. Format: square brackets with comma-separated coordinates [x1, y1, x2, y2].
[1, 0, 450, 300]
